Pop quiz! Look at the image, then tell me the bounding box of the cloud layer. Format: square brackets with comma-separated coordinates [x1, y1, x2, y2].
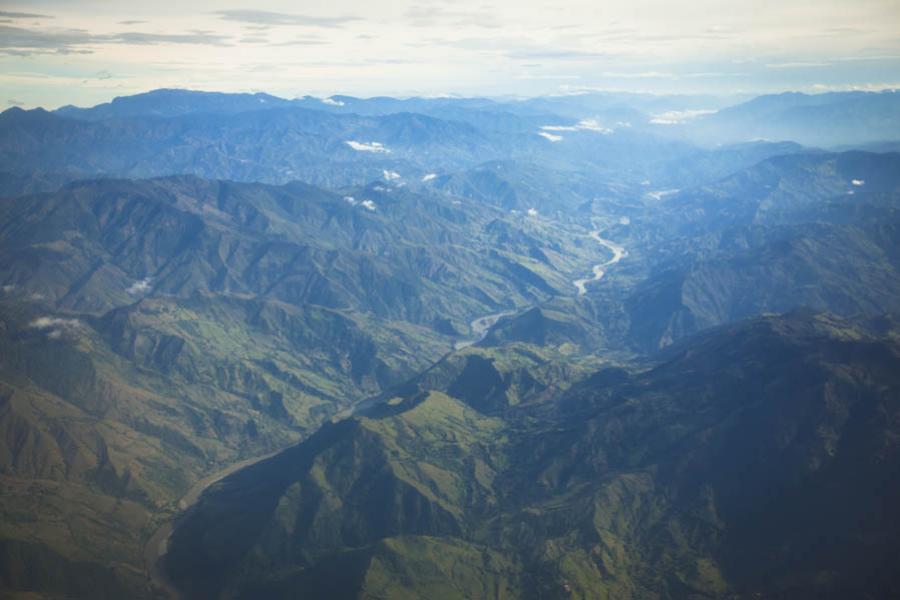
[2, 0, 899, 107]
[215, 10, 360, 28]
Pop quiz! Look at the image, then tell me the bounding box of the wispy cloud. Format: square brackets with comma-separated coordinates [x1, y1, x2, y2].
[345, 196, 378, 211]
[599, 70, 677, 79]
[834, 55, 900, 63]
[126, 277, 153, 295]
[809, 82, 900, 92]
[0, 24, 233, 55]
[272, 37, 327, 47]
[0, 11, 52, 19]
[765, 61, 831, 69]
[31, 316, 79, 329]
[346, 140, 391, 153]
[649, 109, 717, 124]
[507, 47, 610, 61]
[3, 0, 900, 106]
[541, 119, 613, 134]
[30, 316, 83, 339]
[405, 5, 501, 29]
[538, 131, 563, 142]
[115, 31, 231, 46]
[0, 25, 97, 55]
[215, 10, 360, 28]
[429, 36, 614, 62]
[238, 35, 269, 44]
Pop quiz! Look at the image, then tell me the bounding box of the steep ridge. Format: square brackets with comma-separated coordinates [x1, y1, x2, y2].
[0, 294, 438, 598]
[165, 311, 900, 599]
[0, 175, 592, 326]
[0, 173, 606, 598]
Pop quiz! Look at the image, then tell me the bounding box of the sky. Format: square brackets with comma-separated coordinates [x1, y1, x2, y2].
[1, 0, 899, 108]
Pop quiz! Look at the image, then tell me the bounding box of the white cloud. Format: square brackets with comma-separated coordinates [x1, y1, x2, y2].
[383, 169, 401, 181]
[599, 70, 677, 79]
[344, 196, 377, 211]
[619, 216, 631, 225]
[649, 109, 717, 124]
[646, 189, 680, 200]
[30, 316, 82, 337]
[345, 196, 376, 211]
[527, 207, 538, 217]
[765, 61, 831, 69]
[421, 173, 437, 182]
[540, 119, 613, 134]
[321, 97, 345, 106]
[538, 131, 563, 142]
[346, 141, 390, 153]
[126, 277, 152, 295]
[852, 179, 865, 186]
[541, 125, 578, 132]
[576, 119, 613, 133]
[214, 10, 360, 28]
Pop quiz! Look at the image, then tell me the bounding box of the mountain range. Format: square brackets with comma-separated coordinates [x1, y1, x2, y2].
[0, 88, 898, 599]
[165, 311, 900, 599]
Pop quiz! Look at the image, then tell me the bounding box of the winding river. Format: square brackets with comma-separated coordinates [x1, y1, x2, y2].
[573, 227, 627, 296]
[454, 222, 627, 350]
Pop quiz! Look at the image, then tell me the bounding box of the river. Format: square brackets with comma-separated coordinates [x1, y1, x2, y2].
[453, 310, 517, 350]
[573, 227, 627, 296]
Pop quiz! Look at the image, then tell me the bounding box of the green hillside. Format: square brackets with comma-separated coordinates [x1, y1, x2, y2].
[167, 312, 900, 599]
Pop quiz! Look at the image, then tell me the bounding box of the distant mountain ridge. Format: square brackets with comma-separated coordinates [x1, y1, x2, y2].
[3, 88, 896, 201]
[682, 90, 900, 146]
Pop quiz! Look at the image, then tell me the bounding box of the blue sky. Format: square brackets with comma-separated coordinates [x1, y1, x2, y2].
[2, 0, 899, 108]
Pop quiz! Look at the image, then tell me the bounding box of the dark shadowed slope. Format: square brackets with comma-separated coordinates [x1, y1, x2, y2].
[166, 311, 900, 599]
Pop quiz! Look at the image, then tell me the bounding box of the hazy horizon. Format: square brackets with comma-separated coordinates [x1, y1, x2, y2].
[9, 84, 900, 114]
[12, 87, 900, 112]
[3, 0, 900, 109]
